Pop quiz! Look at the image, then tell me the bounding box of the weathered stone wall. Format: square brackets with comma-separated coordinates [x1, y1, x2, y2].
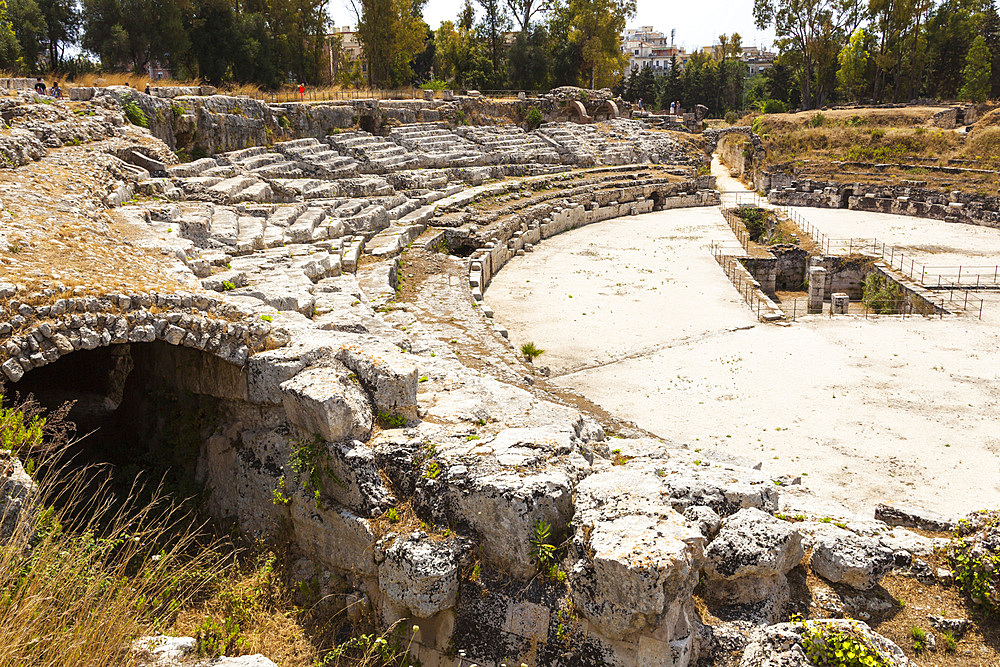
[767, 176, 1000, 229]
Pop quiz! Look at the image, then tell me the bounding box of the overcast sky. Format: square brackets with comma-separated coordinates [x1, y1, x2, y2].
[327, 0, 777, 52]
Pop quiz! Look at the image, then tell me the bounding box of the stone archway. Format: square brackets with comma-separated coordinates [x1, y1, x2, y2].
[567, 100, 590, 124]
[593, 100, 619, 121]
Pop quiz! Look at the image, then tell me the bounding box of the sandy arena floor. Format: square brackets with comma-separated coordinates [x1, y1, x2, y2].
[486, 204, 1000, 518]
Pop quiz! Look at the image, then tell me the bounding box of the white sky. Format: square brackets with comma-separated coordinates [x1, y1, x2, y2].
[327, 0, 777, 52]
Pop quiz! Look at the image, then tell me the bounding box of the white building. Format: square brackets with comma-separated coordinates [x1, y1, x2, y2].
[621, 26, 688, 73]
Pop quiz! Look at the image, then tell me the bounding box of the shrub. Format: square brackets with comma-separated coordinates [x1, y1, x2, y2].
[761, 99, 788, 114]
[526, 107, 544, 130]
[376, 412, 407, 429]
[861, 273, 902, 314]
[419, 79, 449, 91]
[950, 520, 1000, 617]
[121, 94, 149, 128]
[808, 112, 826, 128]
[521, 341, 545, 362]
[799, 621, 889, 667]
[725, 110, 740, 125]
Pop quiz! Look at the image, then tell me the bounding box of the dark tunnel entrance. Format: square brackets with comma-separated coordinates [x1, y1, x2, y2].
[10, 341, 244, 507]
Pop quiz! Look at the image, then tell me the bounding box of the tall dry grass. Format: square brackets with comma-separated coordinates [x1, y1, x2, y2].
[0, 464, 228, 667]
[0, 391, 228, 667]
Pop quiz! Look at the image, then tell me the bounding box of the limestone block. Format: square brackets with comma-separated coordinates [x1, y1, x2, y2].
[290, 499, 377, 576]
[324, 440, 394, 516]
[810, 532, 894, 590]
[703, 508, 804, 606]
[280, 367, 374, 443]
[571, 464, 704, 640]
[738, 620, 917, 667]
[335, 340, 418, 420]
[0, 451, 37, 542]
[831, 292, 849, 315]
[376, 532, 465, 617]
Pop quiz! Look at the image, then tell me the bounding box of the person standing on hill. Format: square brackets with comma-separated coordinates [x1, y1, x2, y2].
[34, 77, 46, 95]
[298, 83, 305, 101]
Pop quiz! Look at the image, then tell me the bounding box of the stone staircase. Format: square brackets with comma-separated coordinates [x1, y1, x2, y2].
[327, 131, 422, 174]
[388, 122, 487, 167]
[274, 138, 359, 179]
[455, 125, 561, 164]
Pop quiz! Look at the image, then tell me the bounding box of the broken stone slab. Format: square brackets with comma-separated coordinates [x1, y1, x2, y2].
[335, 339, 418, 420]
[376, 425, 587, 580]
[874, 502, 956, 533]
[279, 365, 374, 443]
[133, 634, 278, 666]
[570, 462, 704, 640]
[289, 497, 377, 577]
[809, 531, 894, 590]
[703, 507, 804, 608]
[375, 531, 466, 618]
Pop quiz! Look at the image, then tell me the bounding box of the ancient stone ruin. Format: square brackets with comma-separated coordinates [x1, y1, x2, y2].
[0, 85, 988, 666]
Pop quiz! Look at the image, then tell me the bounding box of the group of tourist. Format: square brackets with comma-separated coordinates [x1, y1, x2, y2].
[33, 77, 62, 99]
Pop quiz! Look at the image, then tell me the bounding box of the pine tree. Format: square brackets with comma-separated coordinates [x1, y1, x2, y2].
[959, 34, 991, 102]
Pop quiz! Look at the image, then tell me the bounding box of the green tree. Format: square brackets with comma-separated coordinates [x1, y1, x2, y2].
[557, 0, 635, 89]
[507, 25, 550, 89]
[983, 0, 1000, 97]
[7, 0, 44, 70]
[960, 33, 991, 101]
[351, 0, 428, 87]
[836, 26, 872, 101]
[82, 0, 191, 74]
[754, 0, 863, 108]
[476, 0, 511, 87]
[36, 0, 79, 68]
[924, 0, 980, 99]
[0, 0, 22, 70]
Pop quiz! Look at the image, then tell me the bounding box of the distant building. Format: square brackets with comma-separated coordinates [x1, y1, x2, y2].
[742, 46, 777, 77]
[146, 60, 171, 81]
[325, 26, 367, 81]
[621, 26, 689, 74]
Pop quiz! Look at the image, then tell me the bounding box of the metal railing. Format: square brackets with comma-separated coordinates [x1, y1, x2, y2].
[710, 241, 778, 322]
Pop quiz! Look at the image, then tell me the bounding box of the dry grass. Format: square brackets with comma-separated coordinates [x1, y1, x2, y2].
[0, 466, 228, 667]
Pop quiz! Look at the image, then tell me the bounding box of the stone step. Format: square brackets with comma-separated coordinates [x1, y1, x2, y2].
[285, 208, 327, 243]
[240, 152, 285, 170]
[235, 215, 265, 254]
[167, 158, 218, 178]
[220, 146, 268, 162]
[231, 181, 274, 203]
[208, 209, 239, 246]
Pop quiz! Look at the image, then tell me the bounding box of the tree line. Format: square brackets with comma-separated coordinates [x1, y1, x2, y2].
[755, 0, 1000, 108]
[0, 0, 638, 91]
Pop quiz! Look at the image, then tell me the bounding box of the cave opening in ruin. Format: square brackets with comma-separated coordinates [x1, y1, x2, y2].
[10, 342, 241, 513]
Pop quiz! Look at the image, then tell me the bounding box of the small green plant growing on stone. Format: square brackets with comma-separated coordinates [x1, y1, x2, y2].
[271, 476, 291, 505]
[121, 94, 149, 128]
[910, 626, 926, 653]
[221, 280, 235, 291]
[260, 315, 272, 322]
[942, 630, 958, 652]
[529, 519, 557, 570]
[465, 434, 479, 441]
[418, 375, 429, 383]
[386, 507, 400, 523]
[950, 515, 1000, 617]
[797, 617, 889, 667]
[454, 109, 467, 125]
[422, 460, 441, 479]
[611, 449, 631, 466]
[377, 411, 407, 429]
[521, 342, 544, 362]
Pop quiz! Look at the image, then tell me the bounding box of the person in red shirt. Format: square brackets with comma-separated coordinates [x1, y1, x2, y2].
[298, 83, 305, 101]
